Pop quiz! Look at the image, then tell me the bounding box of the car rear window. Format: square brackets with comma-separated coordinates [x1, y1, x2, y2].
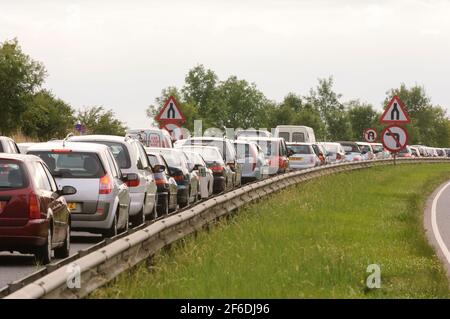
[372, 145, 383, 152]
[287, 145, 312, 154]
[292, 132, 305, 142]
[82, 141, 131, 169]
[256, 141, 278, 157]
[341, 144, 361, 153]
[234, 143, 250, 159]
[0, 161, 27, 189]
[28, 151, 105, 178]
[182, 147, 224, 164]
[0, 143, 3, 153]
[278, 132, 290, 141]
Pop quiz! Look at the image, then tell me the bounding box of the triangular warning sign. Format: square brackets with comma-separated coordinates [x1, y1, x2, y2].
[155, 96, 186, 124]
[380, 95, 410, 124]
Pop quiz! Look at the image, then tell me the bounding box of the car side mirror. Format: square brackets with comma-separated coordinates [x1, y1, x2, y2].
[152, 165, 166, 173]
[59, 185, 77, 196]
[122, 173, 139, 182]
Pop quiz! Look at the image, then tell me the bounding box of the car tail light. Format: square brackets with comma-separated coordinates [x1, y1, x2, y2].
[210, 165, 224, 174]
[155, 178, 166, 186]
[29, 193, 41, 219]
[173, 174, 184, 182]
[99, 175, 112, 194]
[126, 178, 140, 187]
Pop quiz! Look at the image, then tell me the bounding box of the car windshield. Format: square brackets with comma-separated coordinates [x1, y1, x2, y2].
[287, 145, 312, 155]
[0, 161, 26, 189]
[28, 151, 105, 178]
[398, 147, 410, 154]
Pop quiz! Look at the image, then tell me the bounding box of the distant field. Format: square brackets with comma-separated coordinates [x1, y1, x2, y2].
[92, 164, 450, 298]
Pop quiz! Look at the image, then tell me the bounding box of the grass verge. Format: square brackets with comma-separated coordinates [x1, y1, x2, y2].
[91, 164, 450, 298]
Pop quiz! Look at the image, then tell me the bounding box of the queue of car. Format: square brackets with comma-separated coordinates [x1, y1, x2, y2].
[1, 125, 450, 264]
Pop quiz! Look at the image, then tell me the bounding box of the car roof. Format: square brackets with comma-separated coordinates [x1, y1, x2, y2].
[356, 142, 371, 146]
[241, 136, 282, 142]
[188, 137, 229, 141]
[68, 135, 128, 143]
[286, 142, 313, 146]
[181, 145, 221, 150]
[27, 141, 109, 153]
[0, 153, 41, 162]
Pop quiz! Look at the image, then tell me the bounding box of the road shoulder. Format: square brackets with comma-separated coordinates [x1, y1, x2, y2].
[424, 179, 450, 281]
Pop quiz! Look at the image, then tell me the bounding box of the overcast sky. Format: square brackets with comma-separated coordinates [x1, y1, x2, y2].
[1, 0, 450, 128]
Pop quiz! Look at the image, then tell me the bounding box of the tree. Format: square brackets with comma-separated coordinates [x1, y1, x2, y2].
[213, 76, 271, 129]
[0, 38, 46, 135]
[21, 90, 75, 141]
[347, 100, 379, 140]
[305, 77, 350, 140]
[181, 64, 218, 115]
[77, 106, 127, 136]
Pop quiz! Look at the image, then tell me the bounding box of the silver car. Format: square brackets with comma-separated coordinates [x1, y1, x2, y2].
[28, 142, 131, 237]
[68, 135, 158, 226]
[233, 140, 269, 182]
[0, 136, 20, 154]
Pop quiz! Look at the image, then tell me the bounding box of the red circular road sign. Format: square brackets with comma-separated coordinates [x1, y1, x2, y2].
[363, 128, 378, 143]
[381, 125, 408, 153]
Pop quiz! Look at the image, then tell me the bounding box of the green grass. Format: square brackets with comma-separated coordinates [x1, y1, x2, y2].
[92, 164, 450, 298]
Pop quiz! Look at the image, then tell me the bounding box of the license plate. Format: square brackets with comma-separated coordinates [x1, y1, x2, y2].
[67, 202, 77, 210]
[0, 201, 6, 214]
[290, 157, 303, 161]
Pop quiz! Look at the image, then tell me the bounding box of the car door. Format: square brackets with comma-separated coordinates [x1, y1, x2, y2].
[31, 161, 65, 244]
[105, 150, 129, 228]
[136, 142, 157, 213]
[40, 162, 68, 244]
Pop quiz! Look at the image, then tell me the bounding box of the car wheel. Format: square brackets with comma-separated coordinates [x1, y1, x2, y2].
[122, 209, 129, 233]
[103, 213, 118, 238]
[162, 196, 169, 216]
[54, 223, 70, 259]
[35, 229, 52, 264]
[131, 207, 145, 227]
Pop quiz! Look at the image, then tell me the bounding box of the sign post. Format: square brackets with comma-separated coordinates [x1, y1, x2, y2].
[379, 96, 410, 166]
[363, 128, 378, 143]
[155, 96, 186, 140]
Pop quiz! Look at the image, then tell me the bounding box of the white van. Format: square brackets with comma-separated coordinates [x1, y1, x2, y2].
[273, 125, 316, 143]
[126, 128, 173, 148]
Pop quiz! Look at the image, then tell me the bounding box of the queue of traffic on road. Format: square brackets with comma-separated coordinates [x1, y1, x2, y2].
[1, 125, 450, 264]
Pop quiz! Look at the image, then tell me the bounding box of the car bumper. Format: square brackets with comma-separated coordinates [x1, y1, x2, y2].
[0, 219, 49, 251]
[289, 162, 316, 170]
[71, 202, 113, 232]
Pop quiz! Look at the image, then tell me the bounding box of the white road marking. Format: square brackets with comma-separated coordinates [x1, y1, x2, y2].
[431, 181, 450, 264]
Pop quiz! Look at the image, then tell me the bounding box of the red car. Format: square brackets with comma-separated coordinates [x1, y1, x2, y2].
[0, 154, 76, 264]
